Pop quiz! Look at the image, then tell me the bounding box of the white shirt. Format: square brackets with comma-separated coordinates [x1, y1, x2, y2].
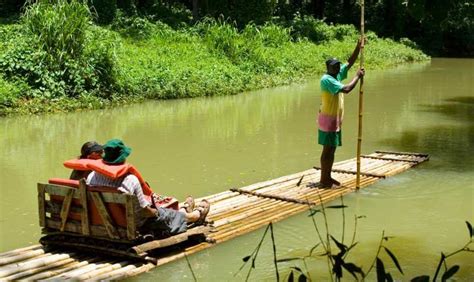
[86, 171, 151, 208]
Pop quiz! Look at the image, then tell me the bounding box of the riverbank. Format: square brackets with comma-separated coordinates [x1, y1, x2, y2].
[0, 8, 429, 116]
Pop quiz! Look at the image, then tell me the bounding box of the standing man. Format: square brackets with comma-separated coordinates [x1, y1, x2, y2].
[318, 38, 365, 188]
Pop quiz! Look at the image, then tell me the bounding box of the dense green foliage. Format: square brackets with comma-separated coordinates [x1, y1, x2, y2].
[0, 0, 429, 116]
[0, 0, 117, 102]
[2, 0, 471, 56]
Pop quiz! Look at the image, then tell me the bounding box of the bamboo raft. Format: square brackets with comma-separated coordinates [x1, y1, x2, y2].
[0, 151, 429, 280]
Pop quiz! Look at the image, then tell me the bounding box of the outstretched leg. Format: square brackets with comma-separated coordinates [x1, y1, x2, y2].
[180, 196, 195, 213]
[184, 200, 210, 225]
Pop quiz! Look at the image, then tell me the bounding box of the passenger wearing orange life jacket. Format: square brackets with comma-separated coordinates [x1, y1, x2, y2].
[86, 139, 210, 236]
[69, 141, 103, 180]
[64, 143, 178, 209]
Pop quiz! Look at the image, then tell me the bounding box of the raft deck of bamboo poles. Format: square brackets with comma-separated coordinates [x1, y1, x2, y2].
[0, 151, 429, 280]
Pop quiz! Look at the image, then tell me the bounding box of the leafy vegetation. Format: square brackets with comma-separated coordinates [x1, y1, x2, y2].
[0, 0, 429, 116]
[0, 0, 117, 102]
[3, 0, 471, 56]
[235, 197, 473, 281]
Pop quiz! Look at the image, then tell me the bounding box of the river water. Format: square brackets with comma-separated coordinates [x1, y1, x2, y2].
[0, 58, 472, 280]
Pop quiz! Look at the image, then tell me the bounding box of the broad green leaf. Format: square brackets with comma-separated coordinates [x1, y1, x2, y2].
[384, 247, 404, 274]
[342, 262, 363, 279]
[466, 221, 473, 238]
[441, 265, 459, 281]
[410, 275, 430, 282]
[386, 272, 394, 282]
[287, 270, 294, 282]
[291, 266, 303, 273]
[331, 235, 348, 253]
[332, 257, 343, 278]
[308, 209, 321, 216]
[297, 273, 308, 282]
[376, 258, 386, 282]
[327, 205, 348, 209]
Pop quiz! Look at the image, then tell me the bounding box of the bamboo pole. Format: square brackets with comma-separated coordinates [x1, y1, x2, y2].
[50, 260, 112, 279]
[356, 0, 365, 190]
[0, 245, 43, 258]
[3, 255, 76, 280]
[24, 256, 95, 280]
[0, 249, 45, 267]
[93, 264, 140, 280]
[0, 253, 52, 278]
[76, 261, 130, 280]
[115, 263, 156, 279]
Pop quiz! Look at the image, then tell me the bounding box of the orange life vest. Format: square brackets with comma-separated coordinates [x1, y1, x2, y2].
[63, 159, 178, 210]
[64, 159, 153, 196]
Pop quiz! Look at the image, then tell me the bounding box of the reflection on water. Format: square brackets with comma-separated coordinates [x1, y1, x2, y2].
[383, 96, 474, 170]
[0, 58, 473, 280]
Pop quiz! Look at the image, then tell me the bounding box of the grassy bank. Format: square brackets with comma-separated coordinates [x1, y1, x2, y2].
[0, 3, 429, 116]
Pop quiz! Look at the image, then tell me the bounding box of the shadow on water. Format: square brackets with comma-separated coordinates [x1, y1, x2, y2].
[419, 98, 474, 122]
[444, 96, 474, 104]
[380, 96, 474, 171]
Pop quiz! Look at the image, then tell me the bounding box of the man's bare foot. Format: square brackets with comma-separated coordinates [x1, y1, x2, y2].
[321, 182, 340, 189]
[180, 196, 195, 213]
[308, 181, 334, 189]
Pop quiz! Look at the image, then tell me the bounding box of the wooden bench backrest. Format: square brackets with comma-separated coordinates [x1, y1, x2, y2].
[38, 179, 140, 241]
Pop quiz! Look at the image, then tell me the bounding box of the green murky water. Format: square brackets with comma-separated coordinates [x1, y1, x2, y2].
[1, 58, 472, 280]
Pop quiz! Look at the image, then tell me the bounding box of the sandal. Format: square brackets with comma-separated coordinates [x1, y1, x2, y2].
[181, 196, 195, 213]
[193, 199, 210, 226]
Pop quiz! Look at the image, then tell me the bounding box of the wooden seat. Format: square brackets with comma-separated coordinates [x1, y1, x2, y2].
[39, 179, 139, 241]
[38, 179, 214, 263]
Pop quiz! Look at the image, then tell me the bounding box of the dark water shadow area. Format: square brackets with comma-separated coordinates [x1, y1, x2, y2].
[380, 96, 474, 171]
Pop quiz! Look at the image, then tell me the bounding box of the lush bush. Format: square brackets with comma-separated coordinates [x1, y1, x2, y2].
[115, 24, 248, 99]
[0, 0, 117, 99]
[194, 18, 242, 62]
[111, 11, 155, 39]
[287, 14, 358, 43]
[399, 37, 419, 49]
[245, 23, 292, 48]
[289, 14, 333, 43]
[0, 12, 429, 116]
[23, 0, 90, 61]
[0, 74, 30, 116]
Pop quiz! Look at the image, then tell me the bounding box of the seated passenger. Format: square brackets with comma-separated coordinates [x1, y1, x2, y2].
[86, 139, 210, 236]
[69, 141, 103, 180]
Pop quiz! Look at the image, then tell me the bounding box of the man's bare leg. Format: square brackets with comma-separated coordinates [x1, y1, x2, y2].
[184, 210, 201, 223]
[183, 200, 210, 223]
[320, 145, 338, 187]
